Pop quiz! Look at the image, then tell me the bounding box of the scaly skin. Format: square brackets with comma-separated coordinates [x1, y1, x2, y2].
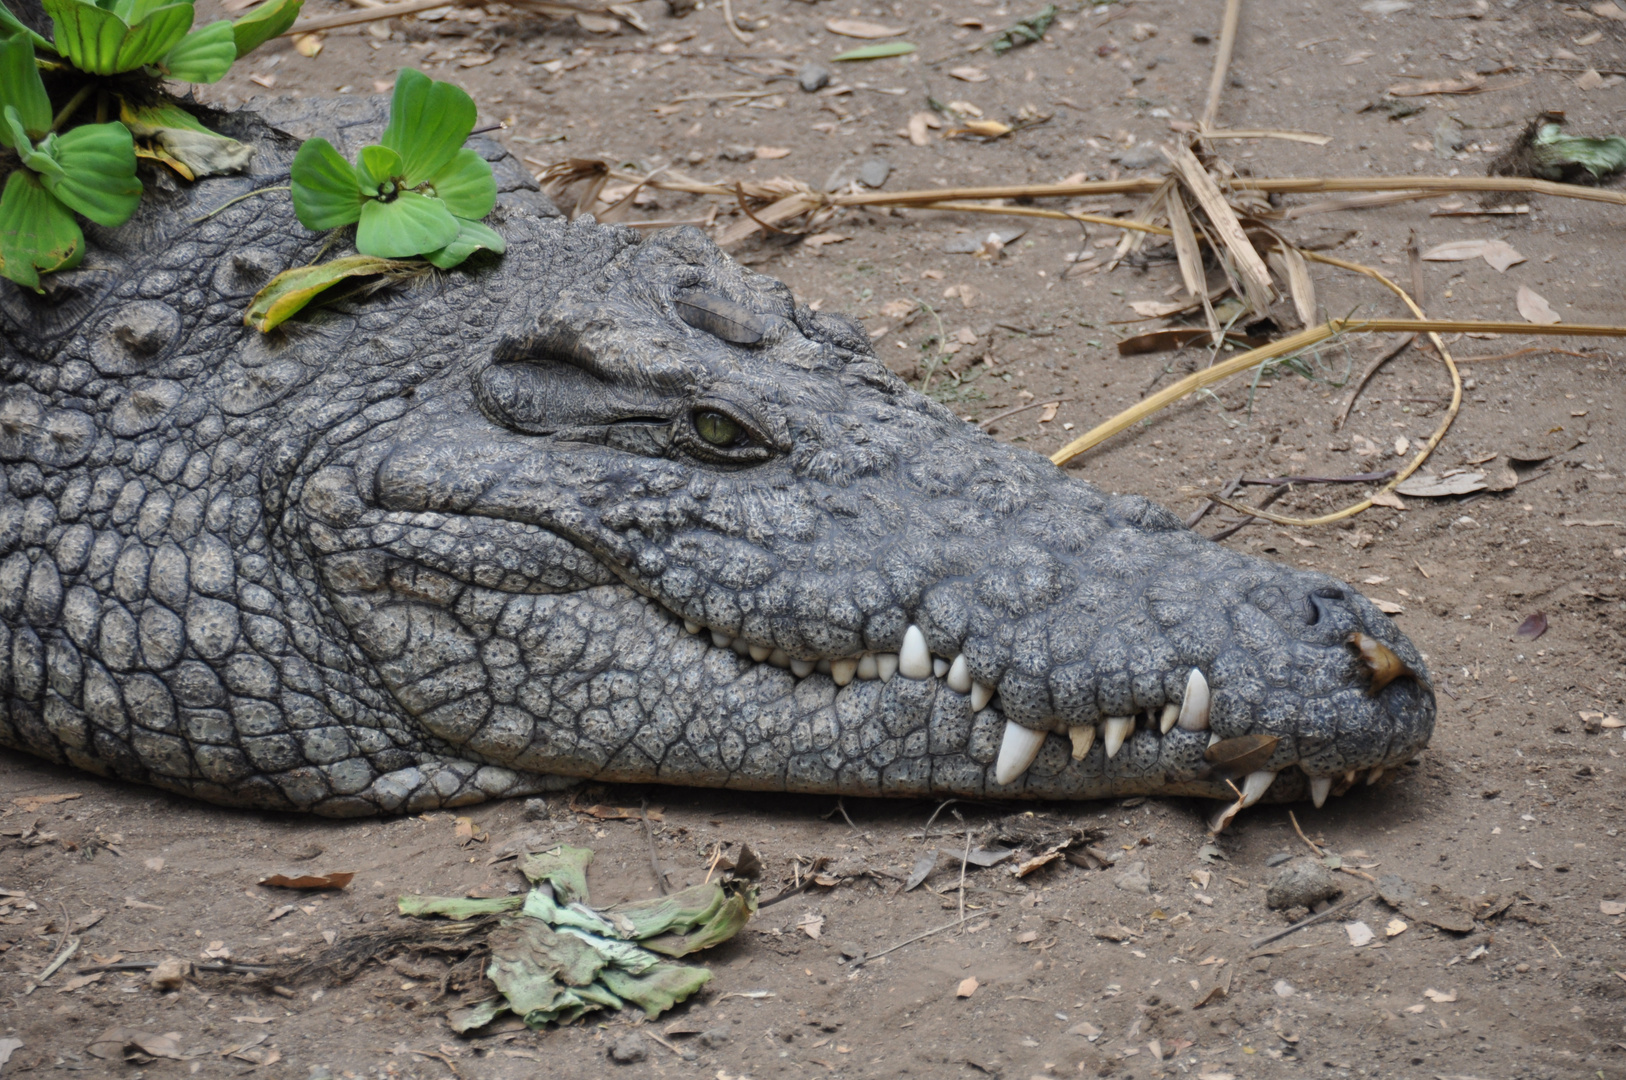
[0, 98, 1435, 816]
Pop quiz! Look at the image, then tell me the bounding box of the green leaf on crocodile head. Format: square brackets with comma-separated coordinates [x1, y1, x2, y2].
[243, 253, 418, 332]
[289, 135, 363, 230]
[0, 4, 56, 53]
[0, 168, 83, 290]
[158, 17, 235, 82]
[119, 100, 254, 178]
[422, 146, 495, 221]
[0, 30, 51, 138]
[42, 0, 195, 74]
[229, 0, 300, 58]
[35, 120, 141, 227]
[356, 189, 458, 258]
[354, 142, 404, 196]
[380, 67, 476, 187]
[422, 216, 503, 270]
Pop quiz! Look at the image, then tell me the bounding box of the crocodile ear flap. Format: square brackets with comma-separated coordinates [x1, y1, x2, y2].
[478, 334, 679, 436]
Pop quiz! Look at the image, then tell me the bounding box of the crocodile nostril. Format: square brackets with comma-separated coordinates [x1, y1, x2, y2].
[1305, 586, 1347, 626]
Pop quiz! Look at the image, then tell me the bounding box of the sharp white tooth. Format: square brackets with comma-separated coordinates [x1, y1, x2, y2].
[684, 620, 702, 635]
[790, 658, 815, 678]
[876, 653, 899, 682]
[1103, 716, 1134, 759]
[1240, 770, 1277, 808]
[1366, 767, 1384, 785]
[1344, 770, 1357, 786]
[1159, 703, 1179, 735]
[831, 658, 857, 686]
[1178, 668, 1210, 731]
[994, 721, 1047, 785]
[946, 655, 972, 694]
[749, 643, 771, 662]
[933, 657, 949, 678]
[1068, 724, 1096, 760]
[769, 649, 790, 669]
[970, 681, 994, 712]
[816, 659, 832, 675]
[1309, 776, 1332, 809]
[856, 654, 878, 680]
[710, 630, 731, 649]
[899, 625, 931, 680]
[1209, 733, 1222, 749]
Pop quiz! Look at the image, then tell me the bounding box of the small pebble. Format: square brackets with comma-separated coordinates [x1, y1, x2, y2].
[858, 158, 893, 189]
[521, 798, 549, 821]
[799, 62, 832, 92]
[699, 1028, 731, 1049]
[608, 1034, 648, 1064]
[1266, 857, 1342, 910]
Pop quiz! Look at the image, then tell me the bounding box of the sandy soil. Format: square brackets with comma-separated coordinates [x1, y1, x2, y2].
[4, 0, 1626, 1077]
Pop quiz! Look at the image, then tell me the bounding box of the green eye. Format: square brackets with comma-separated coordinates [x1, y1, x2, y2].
[695, 411, 744, 447]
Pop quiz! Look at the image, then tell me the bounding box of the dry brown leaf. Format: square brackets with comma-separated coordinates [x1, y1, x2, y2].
[803, 232, 850, 248]
[755, 146, 791, 160]
[1387, 75, 1484, 96]
[956, 976, 979, 998]
[1594, 1, 1626, 18]
[1601, 900, 1626, 915]
[1162, 144, 1275, 313]
[1481, 239, 1526, 272]
[13, 793, 82, 811]
[1345, 921, 1375, 947]
[1368, 491, 1406, 509]
[1372, 598, 1404, 614]
[292, 32, 323, 57]
[907, 111, 940, 146]
[949, 66, 990, 82]
[454, 816, 487, 844]
[946, 119, 1011, 139]
[1421, 239, 1489, 262]
[1515, 286, 1561, 325]
[825, 18, 903, 37]
[1396, 471, 1486, 496]
[1423, 988, 1457, 1003]
[796, 913, 824, 939]
[257, 872, 355, 890]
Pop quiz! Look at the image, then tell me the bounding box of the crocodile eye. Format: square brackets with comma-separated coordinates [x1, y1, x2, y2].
[694, 410, 745, 447]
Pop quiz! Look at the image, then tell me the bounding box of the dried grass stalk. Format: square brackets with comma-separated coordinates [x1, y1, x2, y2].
[1162, 145, 1274, 313]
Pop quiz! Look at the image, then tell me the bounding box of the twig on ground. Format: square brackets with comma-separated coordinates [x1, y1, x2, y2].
[1288, 810, 1325, 857]
[852, 913, 988, 967]
[640, 797, 669, 896]
[1200, 0, 1244, 130]
[1458, 346, 1597, 363]
[720, 0, 751, 44]
[920, 799, 963, 845]
[1239, 470, 1396, 486]
[957, 820, 971, 931]
[1187, 475, 1241, 529]
[976, 398, 1073, 430]
[1207, 484, 1287, 542]
[1248, 892, 1368, 951]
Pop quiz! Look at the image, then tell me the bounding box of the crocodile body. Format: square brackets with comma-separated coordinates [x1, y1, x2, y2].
[0, 99, 1435, 816]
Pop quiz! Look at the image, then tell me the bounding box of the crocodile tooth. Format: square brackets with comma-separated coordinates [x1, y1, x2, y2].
[1344, 770, 1357, 785]
[732, 637, 753, 657]
[710, 630, 731, 649]
[768, 649, 791, 669]
[876, 653, 899, 682]
[1159, 703, 1179, 735]
[970, 681, 995, 711]
[1366, 766, 1384, 785]
[946, 654, 971, 694]
[1068, 724, 1096, 760]
[1240, 770, 1276, 807]
[831, 658, 857, 686]
[684, 620, 702, 635]
[994, 721, 1047, 785]
[790, 658, 815, 678]
[899, 625, 931, 680]
[1178, 668, 1210, 731]
[749, 643, 771, 663]
[856, 654, 878, 680]
[933, 657, 949, 678]
[1103, 716, 1134, 759]
[1309, 776, 1332, 809]
[1209, 733, 1223, 749]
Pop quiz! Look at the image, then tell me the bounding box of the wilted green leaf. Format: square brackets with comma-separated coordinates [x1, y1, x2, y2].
[243, 254, 416, 332]
[598, 963, 712, 1019]
[120, 99, 254, 177]
[354, 142, 403, 195]
[1532, 121, 1626, 181]
[516, 845, 593, 905]
[990, 3, 1055, 54]
[831, 41, 916, 61]
[356, 189, 457, 258]
[0, 168, 83, 290]
[35, 120, 140, 227]
[520, 886, 619, 936]
[446, 998, 508, 1034]
[553, 928, 664, 974]
[230, 0, 300, 57]
[639, 886, 757, 958]
[397, 894, 522, 920]
[380, 67, 476, 186]
[423, 147, 494, 221]
[43, 0, 195, 74]
[599, 881, 726, 941]
[0, 31, 51, 137]
[485, 919, 607, 1017]
[290, 136, 362, 230]
[159, 17, 234, 81]
[423, 216, 503, 270]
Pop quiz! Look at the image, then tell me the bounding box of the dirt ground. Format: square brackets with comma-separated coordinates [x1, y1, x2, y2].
[5, 0, 1626, 1077]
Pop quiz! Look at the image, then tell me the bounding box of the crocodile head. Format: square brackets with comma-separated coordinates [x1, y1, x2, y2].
[0, 100, 1433, 817]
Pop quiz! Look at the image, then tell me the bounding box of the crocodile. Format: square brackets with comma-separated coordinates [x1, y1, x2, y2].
[0, 97, 1436, 819]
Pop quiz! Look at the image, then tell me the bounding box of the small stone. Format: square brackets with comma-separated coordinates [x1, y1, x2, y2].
[149, 957, 188, 991]
[838, 942, 864, 960]
[608, 1034, 648, 1064]
[1113, 144, 1163, 171]
[1266, 857, 1342, 910]
[718, 145, 756, 162]
[698, 1028, 731, 1049]
[308, 1068, 335, 1080]
[1264, 851, 1293, 867]
[858, 158, 893, 189]
[521, 798, 549, 821]
[1191, 29, 1212, 43]
[1113, 860, 1151, 894]
[798, 62, 831, 92]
